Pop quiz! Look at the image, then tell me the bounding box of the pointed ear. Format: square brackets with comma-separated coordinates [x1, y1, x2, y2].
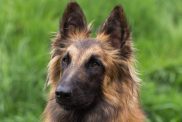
[97, 5, 132, 59]
[60, 2, 87, 38]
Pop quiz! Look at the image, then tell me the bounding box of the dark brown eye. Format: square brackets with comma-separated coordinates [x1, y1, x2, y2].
[87, 56, 102, 68]
[62, 53, 71, 68]
[89, 60, 100, 68]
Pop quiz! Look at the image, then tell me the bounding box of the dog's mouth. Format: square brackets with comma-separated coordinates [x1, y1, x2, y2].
[56, 95, 95, 110]
[56, 100, 74, 110]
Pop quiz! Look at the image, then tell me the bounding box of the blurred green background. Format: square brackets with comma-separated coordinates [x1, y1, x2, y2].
[0, 0, 182, 121]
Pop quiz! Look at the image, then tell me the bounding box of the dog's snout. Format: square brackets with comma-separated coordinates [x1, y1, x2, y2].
[55, 85, 72, 101]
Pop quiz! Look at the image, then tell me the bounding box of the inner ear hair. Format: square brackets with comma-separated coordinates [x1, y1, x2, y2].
[97, 5, 132, 59]
[98, 5, 130, 48]
[59, 2, 88, 38]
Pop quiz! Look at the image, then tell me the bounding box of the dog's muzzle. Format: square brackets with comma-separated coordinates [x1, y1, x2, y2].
[55, 84, 72, 104]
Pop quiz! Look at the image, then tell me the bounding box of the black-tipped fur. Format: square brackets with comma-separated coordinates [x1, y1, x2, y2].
[99, 5, 132, 59]
[60, 2, 87, 38]
[43, 2, 145, 122]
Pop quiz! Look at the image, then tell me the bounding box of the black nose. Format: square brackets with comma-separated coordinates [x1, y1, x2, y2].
[55, 85, 72, 101]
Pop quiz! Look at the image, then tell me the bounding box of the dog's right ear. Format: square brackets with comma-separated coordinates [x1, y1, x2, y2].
[59, 2, 87, 39]
[51, 2, 88, 58]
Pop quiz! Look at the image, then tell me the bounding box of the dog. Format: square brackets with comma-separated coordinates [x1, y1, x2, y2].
[43, 2, 145, 122]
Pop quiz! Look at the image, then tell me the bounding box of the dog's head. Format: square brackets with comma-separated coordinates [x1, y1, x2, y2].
[47, 2, 132, 110]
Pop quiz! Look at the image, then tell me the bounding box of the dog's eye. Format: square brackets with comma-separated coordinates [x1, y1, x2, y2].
[89, 61, 100, 68]
[87, 56, 101, 68]
[62, 54, 71, 67]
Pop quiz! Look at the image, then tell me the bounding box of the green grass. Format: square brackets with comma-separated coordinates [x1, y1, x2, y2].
[0, 0, 182, 121]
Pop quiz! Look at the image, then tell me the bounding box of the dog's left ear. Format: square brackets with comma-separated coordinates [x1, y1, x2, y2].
[97, 5, 132, 59]
[60, 2, 88, 38]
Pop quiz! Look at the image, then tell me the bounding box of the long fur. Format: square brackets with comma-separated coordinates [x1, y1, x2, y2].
[42, 2, 145, 122]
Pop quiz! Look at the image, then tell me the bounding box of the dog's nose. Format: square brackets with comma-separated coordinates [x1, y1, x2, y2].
[55, 85, 72, 101]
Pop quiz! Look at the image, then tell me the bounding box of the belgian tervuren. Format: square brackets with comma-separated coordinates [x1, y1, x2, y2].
[43, 2, 145, 122]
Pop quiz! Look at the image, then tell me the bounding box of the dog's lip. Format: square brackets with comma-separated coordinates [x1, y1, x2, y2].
[56, 98, 70, 105]
[56, 99, 94, 111]
[56, 99, 75, 110]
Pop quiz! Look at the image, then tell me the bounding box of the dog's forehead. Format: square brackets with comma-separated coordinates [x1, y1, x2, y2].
[66, 39, 104, 63]
[67, 39, 102, 52]
[74, 39, 100, 49]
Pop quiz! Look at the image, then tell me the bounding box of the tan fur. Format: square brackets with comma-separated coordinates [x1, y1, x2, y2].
[96, 32, 110, 43]
[43, 2, 145, 121]
[43, 33, 145, 121]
